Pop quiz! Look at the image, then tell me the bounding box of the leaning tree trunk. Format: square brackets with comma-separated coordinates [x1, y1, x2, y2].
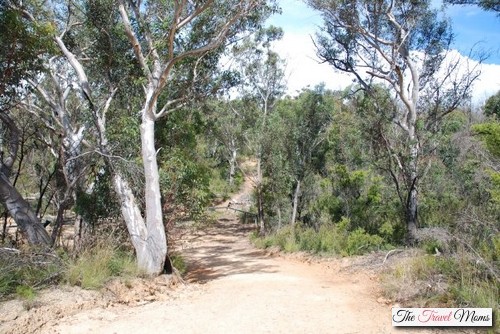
[0, 173, 51, 246]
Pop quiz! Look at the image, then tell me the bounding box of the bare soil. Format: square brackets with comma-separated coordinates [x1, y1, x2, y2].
[1, 171, 447, 334]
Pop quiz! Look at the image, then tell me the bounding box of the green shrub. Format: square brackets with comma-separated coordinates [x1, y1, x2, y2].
[345, 228, 384, 255]
[298, 228, 322, 253]
[421, 238, 443, 255]
[64, 245, 140, 290]
[273, 225, 296, 251]
[316, 224, 341, 253]
[383, 253, 499, 330]
[251, 217, 387, 256]
[169, 253, 187, 275]
[15, 285, 35, 300]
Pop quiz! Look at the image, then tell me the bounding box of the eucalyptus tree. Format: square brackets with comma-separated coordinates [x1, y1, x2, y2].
[21, 58, 94, 246]
[279, 86, 334, 226]
[7, 0, 277, 274]
[0, 2, 53, 246]
[0, 1, 51, 111]
[231, 26, 287, 234]
[5, 0, 125, 247]
[205, 99, 246, 187]
[112, 0, 278, 273]
[308, 0, 480, 243]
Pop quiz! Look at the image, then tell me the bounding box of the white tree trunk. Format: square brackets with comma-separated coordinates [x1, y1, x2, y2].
[228, 139, 237, 186]
[139, 112, 168, 274]
[277, 206, 282, 230]
[112, 172, 167, 274]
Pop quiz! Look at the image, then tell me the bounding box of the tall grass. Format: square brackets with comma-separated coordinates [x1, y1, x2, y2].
[0, 249, 63, 300]
[251, 218, 385, 256]
[64, 243, 142, 289]
[382, 253, 499, 331]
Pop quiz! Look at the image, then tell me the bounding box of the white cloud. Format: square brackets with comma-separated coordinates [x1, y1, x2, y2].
[273, 32, 353, 94]
[273, 33, 500, 106]
[471, 62, 500, 105]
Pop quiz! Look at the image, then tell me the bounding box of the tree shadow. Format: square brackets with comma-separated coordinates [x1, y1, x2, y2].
[183, 219, 277, 284]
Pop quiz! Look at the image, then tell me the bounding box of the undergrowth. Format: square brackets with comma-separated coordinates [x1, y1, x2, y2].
[251, 217, 386, 256]
[64, 243, 142, 290]
[169, 253, 187, 276]
[0, 239, 144, 300]
[0, 248, 63, 301]
[382, 251, 499, 331]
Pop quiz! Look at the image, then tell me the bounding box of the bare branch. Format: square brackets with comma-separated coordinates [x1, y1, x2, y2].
[118, 0, 152, 79]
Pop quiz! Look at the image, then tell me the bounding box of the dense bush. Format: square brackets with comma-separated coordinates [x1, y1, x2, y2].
[252, 217, 387, 256]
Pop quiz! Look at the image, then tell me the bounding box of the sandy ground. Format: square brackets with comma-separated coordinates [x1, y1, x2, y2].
[18, 220, 412, 334]
[1, 171, 446, 334]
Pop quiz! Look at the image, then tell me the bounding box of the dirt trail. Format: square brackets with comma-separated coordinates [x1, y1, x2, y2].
[1, 172, 434, 334]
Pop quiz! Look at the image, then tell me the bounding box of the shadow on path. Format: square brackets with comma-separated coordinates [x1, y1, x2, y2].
[182, 215, 277, 284]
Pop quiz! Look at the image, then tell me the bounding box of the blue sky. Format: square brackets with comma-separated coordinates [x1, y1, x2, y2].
[266, 0, 500, 103]
[445, 4, 500, 64]
[269, 0, 500, 64]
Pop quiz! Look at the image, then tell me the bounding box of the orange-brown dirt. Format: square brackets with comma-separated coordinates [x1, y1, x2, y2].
[0, 169, 470, 334]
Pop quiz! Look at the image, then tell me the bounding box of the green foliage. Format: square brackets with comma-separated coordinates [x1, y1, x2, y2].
[64, 244, 140, 290]
[421, 238, 444, 255]
[0, 2, 56, 110]
[472, 121, 500, 208]
[489, 169, 500, 198]
[473, 121, 500, 157]
[345, 228, 384, 255]
[313, 164, 402, 241]
[253, 217, 387, 256]
[15, 285, 35, 300]
[209, 168, 243, 201]
[160, 153, 212, 220]
[445, 0, 500, 15]
[419, 162, 463, 227]
[169, 253, 187, 276]
[483, 90, 500, 119]
[0, 251, 63, 300]
[75, 167, 121, 225]
[157, 109, 213, 220]
[383, 253, 499, 329]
